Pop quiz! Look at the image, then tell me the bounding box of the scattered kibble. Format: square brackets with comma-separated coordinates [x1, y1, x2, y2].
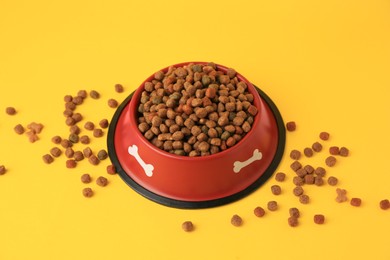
[319, 132, 330, 140]
[379, 199, 390, 210]
[329, 146, 340, 155]
[254, 207, 266, 217]
[290, 161, 302, 172]
[289, 207, 300, 218]
[81, 173, 92, 184]
[231, 214, 243, 227]
[106, 164, 116, 175]
[293, 186, 304, 196]
[350, 198, 362, 207]
[325, 156, 337, 167]
[336, 188, 348, 203]
[303, 147, 313, 157]
[271, 185, 282, 195]
[42, 154, 54, 164]
[99, 119, 109, 129]
[14, 124, 25, 135]
[267, 201, 278, 211]
[115, 84, 124, 93]
[286, 121, 296, 132]
[50, 147, 62, 157]
[327, 176, 338, 186]
[5, 107, 17, 115]
[90, 90, 100, 99]
[93, 129, 104, 138]
[97, 149, 108, 160]
[82, 187, 94, 198]
[314, 214, 325, 224]
[314, 167, 326, 177]
[69, 133, 79, 143]
[83, 147, 93, 158]
[288, 217, 299, 227]
[299, 194, 310, 204]
[0, 165, 6, 175]
[108, 98, 118, 108]
[312, 142, 322, 152]
[51, 136, 62, 144]
[73, 151, 84, 161]
[339, 147, 349, 157]
[66, 159, 77, 169]
[65, 147, 75, 158]
[80, 135, 90, 144]
[88, 155, 100, 165]
[84, 121, 95, 131]
[289, 150, 301, 160]
[182, 221, 194, 232]
[96, 176, 108, 187]
[275, 172, 286, 182]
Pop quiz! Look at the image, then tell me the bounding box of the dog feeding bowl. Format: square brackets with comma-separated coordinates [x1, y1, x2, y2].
[108, 62, 285, 209]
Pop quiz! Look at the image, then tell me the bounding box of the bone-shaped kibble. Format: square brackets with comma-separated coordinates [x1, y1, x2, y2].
[128, 145, 154, 177]
[233, 149, 262, 173]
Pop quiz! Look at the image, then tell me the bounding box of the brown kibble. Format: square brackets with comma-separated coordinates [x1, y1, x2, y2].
[73, 151, 84, 161]
[350, 198, 362, 207]
[93, 129, 104, 138]
[290, 150, 301, 160]
[90, 90, 100, 99]
[339, 147, 349, 157]
[312, 142, 322, 152]
[115, 83, 124, 93]
[379, 199, 390, 210]
[69, 125, 81, 135]
[314, 167, 326, 177]
[296, 168, 307, 178]
[299, 194, 310, 204]
[304, 147, 314, 157]
[83, 147, 93, 158]
[64, 95, 73, 102]
[182, 221, 194, 232]
[325, 156, 337, 167]
[65, 147, 75, 158]
[254, 207, 266, 217]
[88, 155, 100, 165]
[288, 217, 299, 227]
[293, 186, 304, 196]
[0, 165, 6, 175]
[96, 176, 108, 187]
[27, 122, 44, 134]
[329, 146, 340, 155]
[108, 98, 118, 108]
[319, 132, 330, 140]
[42, 154, 54, 164]
[14, 124, 25, 135]
[66, 159, 77, 168]
[275, 172, 286, 182]
[65, 117, 76, 126]
[327, 176, 338, 186]
[80, 135, 90, 144]
[82, 187, 94, 198]
[84, 121, 95, 131]
[314, 176, 324, 186]
[304, 174, 315, 184]
[290, 161, 302, 172]
[99, 119, 109, 129]
[69, 133, 79, 143]
[289, 207, 300, 218]
[286, 121, 296, 132]
[5, 107, 17, 115]
[293, 176, 304, 186]
[26, 131, 39, 143]
[314, 214, 325, 224]
[271, 185, 282, 195]
[231, 214, 243, 227]
[81, 174, 92, 184]
[77, 90, 88, 99]
[71, 113, 83, 123]
[97, 149, 108, 160]
[336, 188, 348, 203]
[50, 147, 62, 158]
[304, 165, 314, 174]
[247, 105, 258, 116]
[106, 164, 116, 175]
[267, 201, 278, 211]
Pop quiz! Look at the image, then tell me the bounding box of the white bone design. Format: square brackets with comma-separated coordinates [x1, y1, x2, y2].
[233, 149, 262, 173]
[128, 145, 154, 177]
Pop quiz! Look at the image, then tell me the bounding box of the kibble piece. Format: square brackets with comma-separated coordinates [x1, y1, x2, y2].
[254, 207, 266, 217]
[314, 176, 324, 186]
[312, 142, 322, 152]
[65, 147, 75, 158]
[93, 129, 104, 138]
[379, 199, 390, 210]
[182, 221, 194, 232]
[299, 194, 310, 204]
[296, 168, 307, 178]
[108, 98, 119, 108]
[83, 147, 93, 158]
[80, 135, 90, 144]
[82, 187, 94, 198]
[5, 107, 17, 115]
[314, 167, 326, 177]
[14, 124, 25, 135]
[271, 185, 282, 195]
[231, 214, 243, 227]
[288, 217, 299, 227]
[293, 176, 304, 186]
[69, 133, 79, 143]
[325, 156, 337, 167]
[286, 121, 296, 132]
[88, 155, 100, 165]
[329, 146, 340, 155]
[27, 122, 44, 133]
[293, 186, 304, 196]
[350, 198, 362, 207]
[336, 188, 348, 203]
[65, 117, 76, 126]
[339, 147, 349, 157]
[275, 172, 286, 182]
[42, 154, 54, 164]
[314, 214, 325, 224]
[304, 165, 314, 174]
[115, 83, 124, 93]
[81, 173, 92, 184]
[73, 151, 84, 161]
[304, 174, 315, 185]
[50, 147, 62, 157]
[90, 90, 100, 99]
[77, 90, 88, 99]
[99, 119, 109, 129]
[96, 176, 108, 187]
[319, 132, 330, 140]
[0, 165, 6, 175]
[26, 131, 39, 143]
[290, 161, 302, 172]
[267, 201, 278, 211]
[289, 207, 300, 218]
[327, 176, 338, 186]
[290, 150, 301, 160]
[69, 125, 81, 135]
[64, 95, 73, 102]
[97, 149, 108, 160]
[106, 164, 116, 175]
[84, 121, 95, 131]
[66, 159, 77, 168]
[304, 147, 314, 157]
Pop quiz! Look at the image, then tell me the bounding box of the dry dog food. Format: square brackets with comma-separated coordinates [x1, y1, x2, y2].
[136, 63, 258, 156]
[303, 147, 314, 157]
[5, 107, 17, 115]
[84, 121, 95, 131]
[313, 214, 325, 224]
[289, 207, 300, 218]
[52, 136, 62, 144]
[82, 187, 94, 198]
[350, 198, 362, 207]
[99, 119, 109, 128]
[93, 129, 104, 138]
[299, 194, 310, 204]
[314, 176, 324, 186]
[231, 214, 243, 227]
[288, 217, 299, 227]
[108, 98, 118, 108]
[267, 201, 278, 211]
[254, 206, 266, 217]
[0, 165, 6, 175]
[90, 90, 100, 99]
[336, 188, 348, 203]
[69, 125, 81, 135]
[14, 124, 25, 135]
[115, 84, 124, 93]
[42, 154, 54, 164]
[339, 147, 349, 157]
[96, 176, 108, 187]
[289, 150, 301, 160]
[312, 142, 322, 152]
[83, 147, 93, 158]
[66, 159, 77, 168]
[65, 147, 74, 158]
[293, 186, 304, 196]
[286, 121, 296, 132]
[97, 149, 108, 160]
[293, 176, 304, 186]
[379, 199, 390, 210]
[319, 132, 330, 140]
[73, 151, 84, 161]
[61, 139, 72, 149]
[88, 155, 100, 165]
[290, 161, 302, 172]
[329, 146, 340, 155]
[77, 90, 88, 99]
[314, 167, 326, 177]
[26, 131, 39, 143]
[325, 156, 336, 167]
[106, 164, 116, 175]
[80, 135, 90, 144]
[50, 147, 62, 157]
[81, 173, 92, 184]
[69, 133, 79, 143]
[327, 176, 338, 186]
[271, 185, 282, 195]
[275, 172, 286, 182]
[182, 221, 194, 232]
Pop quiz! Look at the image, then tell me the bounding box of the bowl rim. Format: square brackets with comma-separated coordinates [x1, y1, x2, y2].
[129, 61, 263, 161]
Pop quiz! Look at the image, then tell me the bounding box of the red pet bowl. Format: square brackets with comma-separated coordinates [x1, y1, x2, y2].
[108, 62, 285, 208]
